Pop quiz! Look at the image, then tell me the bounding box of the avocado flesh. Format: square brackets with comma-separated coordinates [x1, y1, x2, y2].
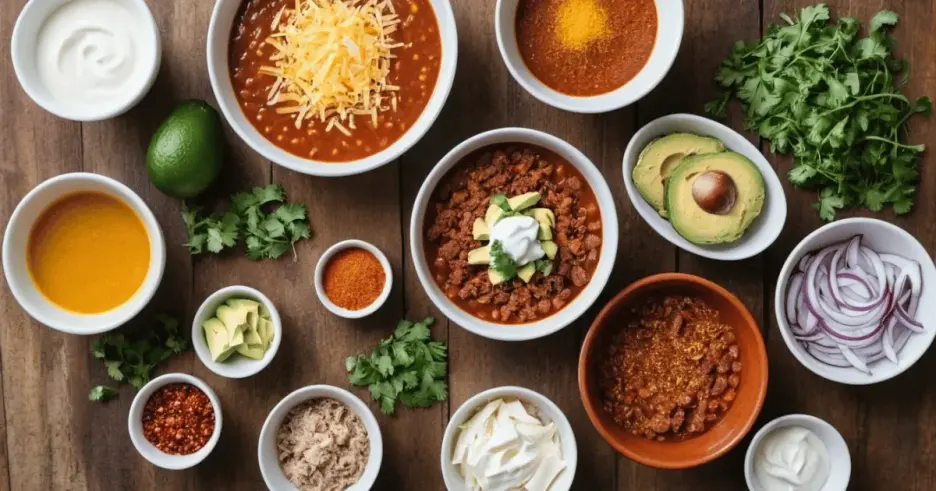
[541, 241, 558, 259]
[633, 133, 725, 217]
[665, 151, 765, 245]
[485, 205, 505, 228]
[468, 246, 491, 265]
[472, 218, 490, 240]
[508, 192, 540, 211]
[517, 264, 536, 283]
[525, 208, 555, 228]
[203, 317, 236, 362]
[205, 298, 275, 362]
[488, 269, 507, 286]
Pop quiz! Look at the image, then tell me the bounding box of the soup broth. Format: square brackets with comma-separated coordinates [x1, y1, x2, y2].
[27, 192, 150, 314]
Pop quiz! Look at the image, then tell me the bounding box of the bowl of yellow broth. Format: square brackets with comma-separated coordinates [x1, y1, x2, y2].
[2, 173, 165, 334]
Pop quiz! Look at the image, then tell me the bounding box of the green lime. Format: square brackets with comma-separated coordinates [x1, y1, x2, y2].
[146, 100, 223, 199]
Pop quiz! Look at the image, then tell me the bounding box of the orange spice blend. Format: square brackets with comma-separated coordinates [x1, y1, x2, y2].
[322, 247, 386, 310]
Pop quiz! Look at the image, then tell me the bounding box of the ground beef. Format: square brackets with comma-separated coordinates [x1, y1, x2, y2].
[425, 145, 602, 323]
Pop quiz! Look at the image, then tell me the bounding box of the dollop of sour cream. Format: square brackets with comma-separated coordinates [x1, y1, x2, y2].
[489, 216, 544, 266]
[754, 426, 831, 491]
[35, 0, 156, 112]
[452, 398, 566, 491]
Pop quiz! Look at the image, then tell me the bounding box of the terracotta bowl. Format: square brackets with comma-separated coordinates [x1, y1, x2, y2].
[578, 273, 768, 469]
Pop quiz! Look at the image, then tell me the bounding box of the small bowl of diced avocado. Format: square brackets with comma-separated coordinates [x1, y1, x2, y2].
[191, 285, 282, 379]
[622, 113, 787, 261]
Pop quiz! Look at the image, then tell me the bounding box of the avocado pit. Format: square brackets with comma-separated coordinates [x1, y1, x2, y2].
[692, 171, 737, 215]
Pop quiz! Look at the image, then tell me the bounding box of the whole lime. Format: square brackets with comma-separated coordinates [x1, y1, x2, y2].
[146, 100, 223, 199]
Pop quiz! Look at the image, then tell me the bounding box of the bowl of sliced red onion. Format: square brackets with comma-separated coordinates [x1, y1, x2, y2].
[775, 217, 936, 385]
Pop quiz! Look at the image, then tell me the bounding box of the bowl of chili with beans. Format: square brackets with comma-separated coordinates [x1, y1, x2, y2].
[128, 373, 222, 470]
[495, 0, 683, 113]
[411, 128, 618, 341]
[578, 273, 768, 469]
[207, 0, 458, 177]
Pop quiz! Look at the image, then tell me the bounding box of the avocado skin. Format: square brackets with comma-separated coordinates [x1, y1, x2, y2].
[146, 100, 223, 199]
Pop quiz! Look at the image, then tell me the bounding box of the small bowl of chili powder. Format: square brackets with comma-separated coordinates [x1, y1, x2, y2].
[128, 373, 222, 470]
[314, 239, 393, 319]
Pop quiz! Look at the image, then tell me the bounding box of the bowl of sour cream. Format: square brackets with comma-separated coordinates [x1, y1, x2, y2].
[744, 414, 851, 491]
[11, 0, 161, 121]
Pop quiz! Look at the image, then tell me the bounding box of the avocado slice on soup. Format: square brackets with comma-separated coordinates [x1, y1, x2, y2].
[633, 133, 726, 217]
[665, 151, 765, 245]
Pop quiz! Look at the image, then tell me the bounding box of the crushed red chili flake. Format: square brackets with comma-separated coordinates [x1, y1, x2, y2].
[142, 383, 215, 455]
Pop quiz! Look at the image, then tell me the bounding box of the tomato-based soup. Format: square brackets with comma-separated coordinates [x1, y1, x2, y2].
[27, 192, 150, 314]
[229, 0, 442, 162]
[516, 0, 658, 96]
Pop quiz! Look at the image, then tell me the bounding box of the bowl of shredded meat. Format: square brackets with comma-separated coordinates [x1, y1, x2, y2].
[578, 273, 768, 469]
[410, 127, 619, 341]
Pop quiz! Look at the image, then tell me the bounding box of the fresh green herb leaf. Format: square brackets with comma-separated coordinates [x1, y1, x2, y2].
[489, 241, 518, 280]
[490, 194, 511, 212]
[88, 386, 118, 402]
[534, 258, 553, 277]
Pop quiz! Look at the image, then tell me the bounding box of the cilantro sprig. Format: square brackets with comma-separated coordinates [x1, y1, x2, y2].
[489, 240, 518, 279]
[88, 386, 118, 402]
[345, 317, 448, 415]
[707, 4, 931, 220]
[91, 314, 188, 392]
[182, 184, 312, 260]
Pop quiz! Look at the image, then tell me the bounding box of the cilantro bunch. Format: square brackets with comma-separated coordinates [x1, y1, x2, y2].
[182, 184, 312, 260]
[346, 317, 448, 415]
[90, 314, 188, 398]
[706, 4, 931, 220]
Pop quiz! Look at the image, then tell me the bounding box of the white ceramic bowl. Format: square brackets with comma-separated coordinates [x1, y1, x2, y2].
[206, 0, 458, 177]
[410, 128, 619, 341]
[191, 285, 283, 379]
[774, 218, 936, 385]
[258, 385, 383, 491]
[313, 240, 393, 319]
[128, 373, 223, 470]
[495, 0, 683, 113]
[2, 173, 166, 335]
[441, 386, 578, 490]
[744, 414, 850, 491]
[11, 0, 161, 121]
[622, 113, 787, 261]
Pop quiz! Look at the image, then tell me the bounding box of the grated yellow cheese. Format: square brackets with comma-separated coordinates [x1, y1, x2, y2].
[259, 0, 404, 133]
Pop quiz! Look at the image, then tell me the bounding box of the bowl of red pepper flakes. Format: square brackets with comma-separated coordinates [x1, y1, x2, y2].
[128, 373, 222, 470]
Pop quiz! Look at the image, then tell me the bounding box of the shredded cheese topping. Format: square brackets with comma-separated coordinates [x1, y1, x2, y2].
[259, 0, 404, 132]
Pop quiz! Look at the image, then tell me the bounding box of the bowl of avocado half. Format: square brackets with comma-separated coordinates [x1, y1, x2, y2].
[622, 114, 787, 261]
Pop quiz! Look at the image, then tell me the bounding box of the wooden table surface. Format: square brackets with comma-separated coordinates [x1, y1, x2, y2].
[2, 0, 935, 489]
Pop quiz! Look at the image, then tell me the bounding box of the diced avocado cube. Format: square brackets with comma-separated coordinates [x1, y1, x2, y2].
[525, 208, 555, 228]
[243, 313, 263, 346]
[517, 263, 536, 283]
[203, 317, 234, 362]
[485, 204, 505, 227]
[468, 246, 491, 265]
[541, 241, 558, 260]
[257, 317, 275, 348]
[508, 192, 540, 211]
[537, 221, 552, 241]
[236, 343, 266, 360]
[488, 268, 507, 286]
[472, 218, 490, 241]
[258, 303, 271, 320]
[226, 298, 260, 312]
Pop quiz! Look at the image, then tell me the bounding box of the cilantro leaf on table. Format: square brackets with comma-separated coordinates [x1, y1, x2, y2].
[346, 317, 447, 415]
[88, 386, 118, 402]
[706, 4, 931, 220]
[489, 240, 517, 280]
[90, 314, 188, 394]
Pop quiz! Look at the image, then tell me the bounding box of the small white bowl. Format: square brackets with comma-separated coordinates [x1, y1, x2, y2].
[206, 0, 458, 176]
[622, 113, 787, 261]
[11, 0, 161, 121]
[411, 127, 619, 341]
[128, 373, 223, 470]
[774, 218, 936, 385]
[495, 0, 683, 113]
[258, 385, 383, 491]
[313, 240, 393, 319]
[1, 173, 166, 335]
[744, 414, 850, 491]
[191, 285, 283, 379]
[441, 386, 578, 490]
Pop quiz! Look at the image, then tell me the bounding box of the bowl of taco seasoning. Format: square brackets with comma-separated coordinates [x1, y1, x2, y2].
[495, 0, 683, 113]
[314, 239, 393, 318]
[207, 0, 458, 176]
[128, 373, 222, 470]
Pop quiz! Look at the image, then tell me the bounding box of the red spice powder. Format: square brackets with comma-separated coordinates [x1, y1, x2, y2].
[323, 247, 386, 310]
[142, 383, 215, 455]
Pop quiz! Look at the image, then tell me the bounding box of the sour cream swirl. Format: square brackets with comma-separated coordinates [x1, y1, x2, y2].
[754, 426, 831, 491]
[489, 216, 545, 266]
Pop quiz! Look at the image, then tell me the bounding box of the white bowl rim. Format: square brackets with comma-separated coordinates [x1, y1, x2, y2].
[773, 217, 936, 385]
[10, 0, 162, 122]
[257, 385, 383, 491]
[621, 113, 788, 261]
[190, 285, 284, 379]
[1, 172, 167, 335]
[440, 385, 578, 491]
[409, 127, 619, 341]
[743, 413, 851, 491]
[494, 0, 685, 113]
[128, 373, 223, 470]
[313, 239, 394, 319]
[206, 0, 459, 177]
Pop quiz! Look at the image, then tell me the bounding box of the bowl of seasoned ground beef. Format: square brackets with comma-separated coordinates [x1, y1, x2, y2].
[411, 128, 618, 341]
